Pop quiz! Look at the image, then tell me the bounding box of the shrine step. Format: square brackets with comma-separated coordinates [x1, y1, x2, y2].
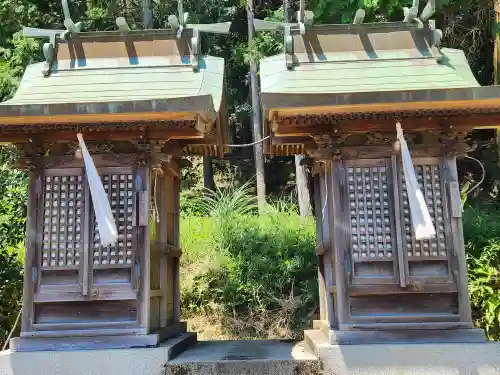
[164, 340, 321, 375]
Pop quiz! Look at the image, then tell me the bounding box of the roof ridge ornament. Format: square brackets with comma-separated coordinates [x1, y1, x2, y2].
[116, 17, 131, 32]
[22, 27, 64, 77]
[252, 0, 301, 70]
[61, 0, 83, 38]
[167, 0, 231, 71]
[22, 0, 82, 77]
[353, 9, 366, 25]
[403, 0, 435, 27]
[296, 0, 314, 34]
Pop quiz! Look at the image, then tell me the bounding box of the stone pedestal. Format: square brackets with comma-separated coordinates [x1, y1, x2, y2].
[304, 328, 500, 375]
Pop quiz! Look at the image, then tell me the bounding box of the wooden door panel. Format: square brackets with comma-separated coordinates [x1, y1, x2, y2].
[90, 167, 138, 301]
[398, 159, 453, 284]
[90, 168, 136, 269]
[37, 169, 86, 301]
[40, 171, 85, 271]
[344, 159, 400, 285]
[32, 167, 140, 331]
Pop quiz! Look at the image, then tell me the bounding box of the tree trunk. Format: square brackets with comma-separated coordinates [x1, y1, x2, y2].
[247, 0, 266, 213]
[283, 0, 312, 217]
[203, 156, 215, 191]
[295, 155, 313, 217]
[142, 0, 153, 28]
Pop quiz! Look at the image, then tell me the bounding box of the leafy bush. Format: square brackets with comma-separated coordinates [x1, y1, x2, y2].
[464, 204, 500, 340]
[180, 183, 318, 339]
[0, 147, 26, 347]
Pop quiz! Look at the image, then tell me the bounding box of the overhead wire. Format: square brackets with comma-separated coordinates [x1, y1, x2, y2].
[459, 155, 486, 197]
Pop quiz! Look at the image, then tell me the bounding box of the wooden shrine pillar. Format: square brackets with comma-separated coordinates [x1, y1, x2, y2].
[11, 146, 187, 352]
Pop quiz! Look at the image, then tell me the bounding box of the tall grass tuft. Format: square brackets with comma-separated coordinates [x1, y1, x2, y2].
[180, 182, 317, 340]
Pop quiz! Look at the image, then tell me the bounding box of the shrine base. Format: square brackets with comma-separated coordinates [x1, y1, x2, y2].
[305, 328, 500, 375]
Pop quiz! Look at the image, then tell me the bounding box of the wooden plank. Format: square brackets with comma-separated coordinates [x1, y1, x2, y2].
[82, 171, 90, 296]
[340, 321, 473, 331]
[319, 173, 337, 327]
[330, 161, 347, 326]
[392, 155, 407, 287]
[131, 164, 139, 289]
[346, 283, 457, 296]
[326, 327, 485, 345]
[137, 164, 151, 332]
[34, 287, 137, 303]
[21, 171, 39, 333]
[11, 332, 160, 352]
[449, 181, 463, 218]
[350, 313, 461, 324]
[167, 245, 182, 258]
[173, 257, 181, 322]
[314, 174, 328, 322]
[407, 255, 449, 261]
[0, 129, 202, 143]
[149, 290, 163, 298]
[159, 175, 169, 327]
[350, 293, 458, 318]
[21, 327, 147, 338]
[0, 110, 197, 126]
[31, 321, 140, 331]
[138, 191, 149, 227]
[444, 157, 473, 324]
[34, 300, 138, 324]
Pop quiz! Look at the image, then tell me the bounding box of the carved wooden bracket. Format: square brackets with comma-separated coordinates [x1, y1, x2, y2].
[65, 140, 116, 155]
[307, 132, 352, 160]
[365, 132, 395, 145]
[429, 130, 472, 156]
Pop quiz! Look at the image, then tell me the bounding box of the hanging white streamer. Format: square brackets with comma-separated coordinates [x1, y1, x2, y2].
[396, 123, 436, 240]
[77, 133, 118, 247]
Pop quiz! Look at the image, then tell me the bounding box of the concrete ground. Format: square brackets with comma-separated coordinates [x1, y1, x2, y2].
[168, 339, 317, 362]
[0, 338, 321, 375]
[2, 334, 500, 375]
[307, 328, 500, 375]
[164, 340, 321, 375]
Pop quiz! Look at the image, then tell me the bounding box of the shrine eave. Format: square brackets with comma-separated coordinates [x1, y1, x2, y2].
[0, 95, 212, 123]
[0, 95, 217, 138]
[262, 86, 500, 130]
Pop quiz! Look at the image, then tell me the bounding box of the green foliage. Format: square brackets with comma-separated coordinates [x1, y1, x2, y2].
[468, 240, 500, 340]
[0, 147, 26, 347]
[464, 204, 500, 341]
[180, 185, 317, 339]
[0, 32, 41, 100]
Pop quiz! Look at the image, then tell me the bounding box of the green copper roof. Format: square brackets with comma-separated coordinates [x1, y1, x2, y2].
[260, 47, 478, 96]
[260, 22, 480, 100]
[4, 55, 224, 111]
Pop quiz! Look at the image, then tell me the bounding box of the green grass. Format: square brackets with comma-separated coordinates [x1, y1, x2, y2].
[179, 183, 318, 340]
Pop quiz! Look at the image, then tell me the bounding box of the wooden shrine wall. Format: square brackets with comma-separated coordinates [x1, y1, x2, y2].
[149, 171, 181, 332]
[314, 154, 472, 330]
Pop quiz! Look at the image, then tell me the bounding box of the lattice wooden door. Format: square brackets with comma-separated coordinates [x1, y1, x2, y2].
[398, 157, 454, 287]
[335, 156, 460, 325]
[345, 159, 400, 285]
[88, 167, 138, 300]
[31, 167, 140, 330]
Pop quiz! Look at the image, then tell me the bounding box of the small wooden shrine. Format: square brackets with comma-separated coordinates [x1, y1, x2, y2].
[0, 2, 229, 351]
[259, 1, 499, 343]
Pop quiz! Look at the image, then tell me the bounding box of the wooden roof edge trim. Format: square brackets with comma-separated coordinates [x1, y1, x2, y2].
[0, 95, 216, 125]
[261, 86, 500, 116]
[290, 21, 424, 34]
